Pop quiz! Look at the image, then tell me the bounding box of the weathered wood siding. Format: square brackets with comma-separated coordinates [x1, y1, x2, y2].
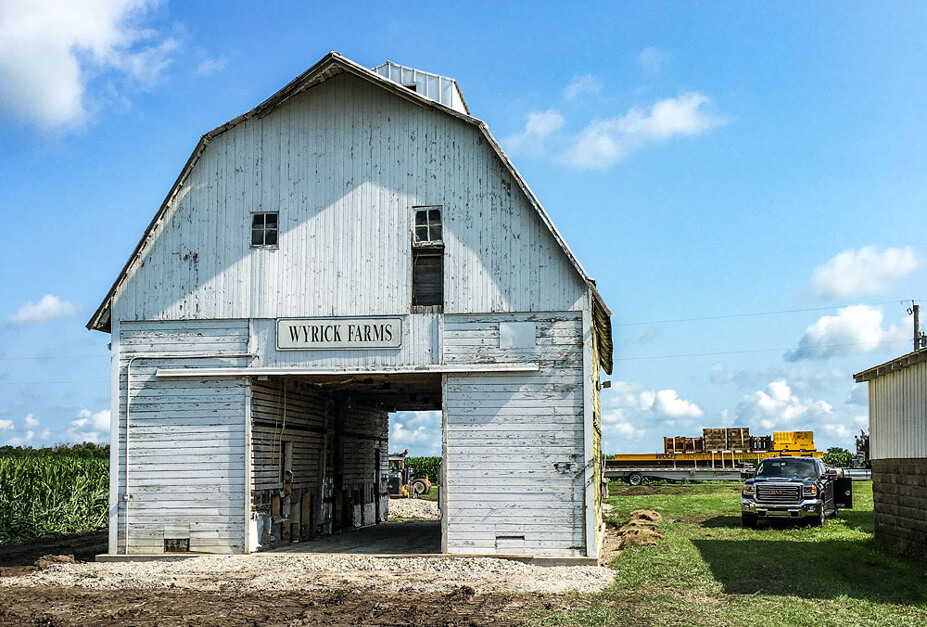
[250, 313, 441, 368]
[111, 71, 585, 325]
[249, 379, 388, 548]
[442, 312, 586, 556]
[115, 320, 251, 554]
[251, 379, 330, 493]
[335, 399, 389, 527]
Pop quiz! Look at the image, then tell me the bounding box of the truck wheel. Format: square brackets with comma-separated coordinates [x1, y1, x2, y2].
[628, 473, 644, 486]
[412, 479, 428, 496]
[812, 506, 826, 527]
[741, 513, 757, 529]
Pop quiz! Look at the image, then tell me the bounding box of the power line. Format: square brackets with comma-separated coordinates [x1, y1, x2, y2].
[614, 299, 917, 327]
[0, 354, 108, 361]
[615, 337, 911, 362]
[0, 380, 110, 385]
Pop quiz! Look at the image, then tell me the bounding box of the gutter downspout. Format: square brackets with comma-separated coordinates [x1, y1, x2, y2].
[123, 352, 257, 555]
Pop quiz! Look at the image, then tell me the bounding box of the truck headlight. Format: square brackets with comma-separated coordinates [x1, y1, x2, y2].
[803, 485, 817, 497]
[742, 485, 755, 496]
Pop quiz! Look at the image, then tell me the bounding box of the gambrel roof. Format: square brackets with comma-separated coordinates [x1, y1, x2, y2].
[87, 51, 612, 371]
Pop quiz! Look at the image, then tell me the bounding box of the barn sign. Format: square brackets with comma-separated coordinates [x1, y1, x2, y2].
[276, 317, 403, 350]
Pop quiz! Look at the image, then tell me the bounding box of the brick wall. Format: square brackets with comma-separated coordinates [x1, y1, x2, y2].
[871, 458, 927, 556]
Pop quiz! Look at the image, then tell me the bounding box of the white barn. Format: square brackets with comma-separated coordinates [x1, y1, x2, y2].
[88, 52, 613, 559]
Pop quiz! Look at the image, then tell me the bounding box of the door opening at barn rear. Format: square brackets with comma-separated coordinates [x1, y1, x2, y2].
[249, 373, 443, 555]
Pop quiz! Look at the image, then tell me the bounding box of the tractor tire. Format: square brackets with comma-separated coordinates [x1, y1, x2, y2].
[628, 473, 644, 486]
[741, 513, 757, 529]
[412, 479, 428, 496]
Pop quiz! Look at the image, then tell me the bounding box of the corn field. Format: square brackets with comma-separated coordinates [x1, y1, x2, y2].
[0, 456, 108, 543]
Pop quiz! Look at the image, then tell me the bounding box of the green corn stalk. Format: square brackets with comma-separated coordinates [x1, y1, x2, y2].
[0, 456, 108, 544]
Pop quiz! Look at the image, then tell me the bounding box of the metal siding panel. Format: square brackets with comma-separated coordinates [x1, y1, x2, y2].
[869, 362, 927, 460]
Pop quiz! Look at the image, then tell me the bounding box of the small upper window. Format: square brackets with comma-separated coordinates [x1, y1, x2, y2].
[251, 212, 278, 247]
[413, 208, 442, 245]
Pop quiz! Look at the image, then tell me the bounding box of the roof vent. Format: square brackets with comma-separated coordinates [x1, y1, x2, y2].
[372, 61, 469, 114]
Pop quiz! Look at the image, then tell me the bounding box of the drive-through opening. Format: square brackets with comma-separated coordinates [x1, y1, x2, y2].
[249, 373, 443, 555]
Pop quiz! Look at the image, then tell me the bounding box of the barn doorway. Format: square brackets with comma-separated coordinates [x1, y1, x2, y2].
[249, 373, 443, 554]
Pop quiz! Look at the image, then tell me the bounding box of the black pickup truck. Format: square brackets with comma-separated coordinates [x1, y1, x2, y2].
[740, 457, 853, 528]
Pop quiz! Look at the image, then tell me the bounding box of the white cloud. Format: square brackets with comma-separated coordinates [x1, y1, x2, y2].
[821, 423, 852, 439]
[0, 420, 13, 430]
[564, 74, 601, 101]
[8, 430, 35, 446]
[654, 389, 704, 418]
[710, 362, 734, 385]
[0, 0, 178, 128]
[195, 55, 227, 77]
[602, 382, 704, 451]
[736, 379, 834, 432]
[564, 92, 726, 169]
[70, 408, 110, 443]
[24, 414, 39, 428]
[810, 246, 917, 298]
[388, 411, 441, 456]
[639, 47, 670, 74]
[7, 294, 80, 326]
[854, 415, 869, 429]
[787, 305, 905, 361]
[503, 109, 565, 156]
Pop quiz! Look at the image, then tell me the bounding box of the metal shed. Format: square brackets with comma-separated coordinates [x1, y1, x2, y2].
[88, 52, 612, 560]
[854, 347, 927, 556]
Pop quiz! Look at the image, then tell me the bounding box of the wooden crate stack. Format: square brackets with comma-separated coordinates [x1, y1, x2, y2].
[663, 436, 706, 453]
[702, 427, 751, 451]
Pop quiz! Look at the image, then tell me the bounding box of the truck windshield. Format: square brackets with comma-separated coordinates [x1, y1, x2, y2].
[755, 459, 817, 479]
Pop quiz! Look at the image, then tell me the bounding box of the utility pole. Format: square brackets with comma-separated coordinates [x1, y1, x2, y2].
[912, 302, 926, 351]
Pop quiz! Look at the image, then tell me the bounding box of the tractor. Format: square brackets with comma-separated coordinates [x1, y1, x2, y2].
[387, 450, 431, 498]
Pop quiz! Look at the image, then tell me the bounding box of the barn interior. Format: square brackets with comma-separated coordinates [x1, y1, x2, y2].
[249, 373, 442, 553]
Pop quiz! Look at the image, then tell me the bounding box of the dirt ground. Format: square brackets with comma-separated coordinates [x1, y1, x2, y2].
[0, 531, 600, 626]
[0, 585, 552, 626]
[0, 531, 107, 576]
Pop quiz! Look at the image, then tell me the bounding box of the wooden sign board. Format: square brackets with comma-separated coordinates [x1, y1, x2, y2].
[276, 317, 403, 350]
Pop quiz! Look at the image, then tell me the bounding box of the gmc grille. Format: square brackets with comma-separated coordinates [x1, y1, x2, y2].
[756, 484, 801, 504]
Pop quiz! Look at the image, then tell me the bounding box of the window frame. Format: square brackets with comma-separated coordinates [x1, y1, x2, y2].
[412, 206, 443, 247]
[410, 206, 444, 311]
[250, 211, 279, 248]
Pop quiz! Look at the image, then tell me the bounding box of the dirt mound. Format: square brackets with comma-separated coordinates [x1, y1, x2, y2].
[628, 510, 663, 525]
[620, 527, 664, 547]
[35, 555, 76, 569]
[600, 509, 666, 559]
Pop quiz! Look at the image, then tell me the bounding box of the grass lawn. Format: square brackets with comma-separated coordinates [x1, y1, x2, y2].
[419, 485, 439, 501]
[539, 481, 927, 627]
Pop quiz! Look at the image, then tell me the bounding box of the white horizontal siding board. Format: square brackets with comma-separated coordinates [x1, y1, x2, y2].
[113, 320, 250, 554]
[442, 313, 586, 557]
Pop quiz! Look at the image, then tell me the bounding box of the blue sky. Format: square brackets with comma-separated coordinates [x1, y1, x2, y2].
[1, 2, 925, 456]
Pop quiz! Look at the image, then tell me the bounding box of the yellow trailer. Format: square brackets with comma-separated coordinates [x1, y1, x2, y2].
[605, 450, 823, 485]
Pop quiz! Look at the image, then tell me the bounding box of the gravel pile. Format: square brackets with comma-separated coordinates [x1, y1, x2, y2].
[387, 498, 441, 520]
[0, 554, 613, 595]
